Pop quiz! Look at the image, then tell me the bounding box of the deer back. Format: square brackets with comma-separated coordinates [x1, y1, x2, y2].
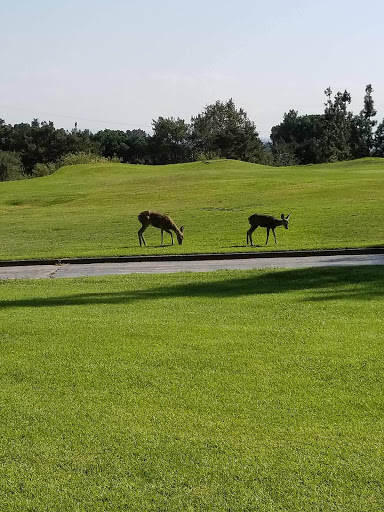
[248, 214, 281, 228]
[138, 211, 176, 230]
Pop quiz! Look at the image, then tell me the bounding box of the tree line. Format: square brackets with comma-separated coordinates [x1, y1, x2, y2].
[0, 86, 383, 181]
[270, 85, 383, 165]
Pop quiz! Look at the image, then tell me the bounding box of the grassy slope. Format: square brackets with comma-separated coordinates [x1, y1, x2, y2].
[0, 158, 383, 260]
[1, 267, 384, 511]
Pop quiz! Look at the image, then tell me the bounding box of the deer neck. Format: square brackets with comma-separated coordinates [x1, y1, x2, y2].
[170, 224, 181, 236]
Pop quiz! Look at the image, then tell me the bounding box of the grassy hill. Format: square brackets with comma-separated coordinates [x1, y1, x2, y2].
[0, 158, 383, 260]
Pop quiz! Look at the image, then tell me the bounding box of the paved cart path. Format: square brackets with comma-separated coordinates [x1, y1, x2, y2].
[1, 253, 384, 280]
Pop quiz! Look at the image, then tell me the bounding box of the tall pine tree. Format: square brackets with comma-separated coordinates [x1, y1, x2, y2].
[320, 88, 352, 162]
[350, 84, 377, 158]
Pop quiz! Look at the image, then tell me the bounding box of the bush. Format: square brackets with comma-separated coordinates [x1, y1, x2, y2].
[194, 150, 222, 162]
[0, 151, 25, 181]
[30, 153, 122, 179]
[57, 152, 120, 167]
[3, 151, 125, 181]
[32, 162, 58, 177]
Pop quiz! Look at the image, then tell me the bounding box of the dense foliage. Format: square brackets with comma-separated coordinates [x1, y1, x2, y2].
[270, 111, 323, 165]
[92, 128, 150, 164]
[150, 117, 192, 164]
[0, 119, 97, 175]
[0, 150, 25, 181]
[1, 86, 383, 180]
[190, 99, 265, 162]
[270, 85, 381, 165]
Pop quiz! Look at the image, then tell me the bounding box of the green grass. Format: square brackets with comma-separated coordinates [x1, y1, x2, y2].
[1, 267, 384, 510]
[0, 158, 383, 260]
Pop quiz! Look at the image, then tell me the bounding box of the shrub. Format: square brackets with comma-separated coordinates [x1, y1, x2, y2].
[194, 150, 222, 162]
[30, 153, 122, 179]
[32, 162, 58, 177]
[57, 152, 120, 167]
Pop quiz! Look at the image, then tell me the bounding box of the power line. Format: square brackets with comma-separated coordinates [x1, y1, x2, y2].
[0, 104, 152, 129]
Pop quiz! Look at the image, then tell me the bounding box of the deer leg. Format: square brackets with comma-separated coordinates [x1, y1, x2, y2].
[138, 226, 147, 247]
[265, 228, 270, 245]
[272, 228, 277, 244]
[161, 229, 164, 246]
[247, 226, 256, 246]
[166, 230, 174, 245]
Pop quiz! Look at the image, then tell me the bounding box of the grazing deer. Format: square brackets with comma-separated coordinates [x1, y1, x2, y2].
[247, 213, 290, 246]
[138, 211, 184, 247]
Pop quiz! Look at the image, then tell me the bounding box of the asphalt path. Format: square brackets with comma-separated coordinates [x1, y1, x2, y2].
[1, 253, 384, 280]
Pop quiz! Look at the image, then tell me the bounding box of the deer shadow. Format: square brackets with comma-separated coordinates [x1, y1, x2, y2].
[0, 266, 383, 310]
[224, 244, 263, 249]
[143, 244, 175, 248]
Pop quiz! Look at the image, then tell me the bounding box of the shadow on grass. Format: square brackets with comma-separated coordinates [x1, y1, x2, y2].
[224, 244, 263, 248]
[1, 266, 384, 309]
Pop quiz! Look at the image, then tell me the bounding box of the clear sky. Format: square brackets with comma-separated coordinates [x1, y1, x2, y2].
[1, 0, 383, 138]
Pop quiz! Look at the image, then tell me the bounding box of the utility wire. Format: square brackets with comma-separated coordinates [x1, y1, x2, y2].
[0, 104, 152, 129]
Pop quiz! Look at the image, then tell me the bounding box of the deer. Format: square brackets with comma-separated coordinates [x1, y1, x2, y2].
[138, 210, 184, 247]
[246, 213, 290, 246]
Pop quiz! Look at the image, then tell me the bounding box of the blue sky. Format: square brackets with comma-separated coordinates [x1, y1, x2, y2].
[1, 0, 383, 138]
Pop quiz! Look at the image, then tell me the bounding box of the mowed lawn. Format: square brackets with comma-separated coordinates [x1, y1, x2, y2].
[0, 158, 383, 260]
[1, 266, 383, 511]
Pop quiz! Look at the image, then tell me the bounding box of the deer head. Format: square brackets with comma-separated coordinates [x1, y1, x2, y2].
[281, 214, 290, 229]
[177, 226, 184, 245]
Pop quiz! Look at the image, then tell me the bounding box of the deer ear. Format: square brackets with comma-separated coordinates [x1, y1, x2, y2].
[281, 214, 284, 219]
[285, 214, 290, 220]
[180, 226, 184, 233]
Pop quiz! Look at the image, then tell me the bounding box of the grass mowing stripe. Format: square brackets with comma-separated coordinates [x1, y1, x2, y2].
[1, 266, 383, 510]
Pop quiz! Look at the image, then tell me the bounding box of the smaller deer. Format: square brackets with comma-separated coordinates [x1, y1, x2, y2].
[247, 213, 290, 246]
[138, 210, 184, 247]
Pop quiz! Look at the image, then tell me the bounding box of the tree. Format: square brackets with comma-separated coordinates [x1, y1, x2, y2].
[320, 88, 352, 162]
[150, 117, 192, 164]
[92, 129, 127, 160]
[125, 129, 150, 163]
[270, 110, 323, 164]
[350, 84, 377, 158]
[93, 128, 149, 163]
[0, 119, 99, 174]
[0, 119, 13, 150]
[190, 99, 265, 162]
[267, 140, 299, 166]
[373, 118, 384, 157]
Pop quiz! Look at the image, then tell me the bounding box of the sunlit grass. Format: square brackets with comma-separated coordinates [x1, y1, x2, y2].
[1, 266, 384, 510]
[0, 158, 383, 260]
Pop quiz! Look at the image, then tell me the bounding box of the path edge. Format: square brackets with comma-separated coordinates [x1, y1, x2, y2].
[1, 247, 384, 267]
